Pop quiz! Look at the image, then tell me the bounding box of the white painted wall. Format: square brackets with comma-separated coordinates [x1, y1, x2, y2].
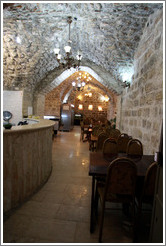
[3, 90, 23, 125]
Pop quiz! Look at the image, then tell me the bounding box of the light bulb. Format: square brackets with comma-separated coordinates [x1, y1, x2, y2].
[72, 81, 76, 87]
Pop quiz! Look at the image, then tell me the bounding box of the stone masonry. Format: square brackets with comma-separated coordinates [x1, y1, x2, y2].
[117, 9, 163, 155]
[3, 3, 162, 94]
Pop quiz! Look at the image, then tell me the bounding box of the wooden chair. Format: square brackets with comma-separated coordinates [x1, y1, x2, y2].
[96, 127, 105, 136]
[96, 132, 109, 152]
[137, 161, 157, 212]
[109, 128, 121, 140]
[102, 138, 118, 155]
[89, 125, 101, 151]
[117, 133, 131, 153]
[134, 162, 157, 242]
[95, 157, 137, 242]
[127, 139, 143, 157]
[105, 125, 113, 136]
[80, 121, 89, 142]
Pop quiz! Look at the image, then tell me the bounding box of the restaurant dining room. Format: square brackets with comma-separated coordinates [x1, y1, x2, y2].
[2, 1, 164, 245]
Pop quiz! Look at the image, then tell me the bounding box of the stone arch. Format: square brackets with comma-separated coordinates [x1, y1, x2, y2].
[34, 65, 120, 116]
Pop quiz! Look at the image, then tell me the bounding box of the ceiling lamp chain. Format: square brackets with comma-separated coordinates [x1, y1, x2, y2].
[54, 16, 82, 70]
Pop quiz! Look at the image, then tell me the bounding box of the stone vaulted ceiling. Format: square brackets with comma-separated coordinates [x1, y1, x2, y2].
[3, 2, 162, 95]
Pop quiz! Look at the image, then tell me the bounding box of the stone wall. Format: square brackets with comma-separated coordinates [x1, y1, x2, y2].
[117, 9, 163, 154]
[74, 93, 108, 122]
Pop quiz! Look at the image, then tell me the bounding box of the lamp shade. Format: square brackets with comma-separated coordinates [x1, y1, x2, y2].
[81, 81, 85, 87]
[64, 45, 71, 53]
[77, 82, 81, 88]
[54, 48, 60, 54]
[72, 81, 76, 86]
[57, 54, 62, 60]
[76, 54, 82, 61]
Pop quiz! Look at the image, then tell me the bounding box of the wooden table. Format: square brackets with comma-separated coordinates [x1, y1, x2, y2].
[89, 152, 154, 233]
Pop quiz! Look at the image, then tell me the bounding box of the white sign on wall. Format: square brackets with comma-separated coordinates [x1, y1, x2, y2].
[3, 90, 23, 125]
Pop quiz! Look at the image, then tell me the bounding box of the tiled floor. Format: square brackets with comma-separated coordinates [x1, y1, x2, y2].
[3, 126, 151, 243]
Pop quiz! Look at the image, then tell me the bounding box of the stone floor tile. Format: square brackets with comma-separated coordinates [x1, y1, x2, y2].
[74, 222, 98, 243]
[23, 217, 77, 243]
[54, 204, 90, 223]
[15, 200, 60, 219]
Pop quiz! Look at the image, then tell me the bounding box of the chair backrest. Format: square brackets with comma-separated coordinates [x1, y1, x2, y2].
[109, 129, 121, 140]
[92, 125, 101, 136]
[96, 128, 105, 136]
[117, 133, 131, 153]
[96, 132, 109, 152]
[104, 157, 137, 199]
[102, 138, 118, 155]
[126, 139, 143, 157]
[105, 126, 113, 136]
[143, 162, 157, 198]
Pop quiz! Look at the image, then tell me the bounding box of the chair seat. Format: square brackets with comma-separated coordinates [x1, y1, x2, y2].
[98, 186, 135, 203]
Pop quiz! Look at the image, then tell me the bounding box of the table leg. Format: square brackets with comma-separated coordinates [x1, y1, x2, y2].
[90, 176, 95, 233]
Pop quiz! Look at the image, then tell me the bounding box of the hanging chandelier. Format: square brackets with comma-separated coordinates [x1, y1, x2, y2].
[72, 78, 85, 91]
[72, 72, 92, 92]
[54, 16, 82, 70]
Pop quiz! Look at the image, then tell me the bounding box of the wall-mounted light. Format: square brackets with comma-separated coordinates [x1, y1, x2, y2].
[88, 105, 93, 110]
[77, 95, 82, 101]
[98, 106, 103, 111]
[101, 95, 109, 102]
[78, 104, 83, 110]
[16, 36, 21, 44]
[123, 81, 130, 88]
[104, 96, 109, 102]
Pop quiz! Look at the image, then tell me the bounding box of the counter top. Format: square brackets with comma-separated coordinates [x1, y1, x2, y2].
[3, 119, 55, 134]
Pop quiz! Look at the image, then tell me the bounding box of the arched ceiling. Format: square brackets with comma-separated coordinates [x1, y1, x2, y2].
[3, 2, 162, 95]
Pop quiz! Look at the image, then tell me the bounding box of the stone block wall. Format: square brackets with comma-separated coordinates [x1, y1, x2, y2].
[117, 9, 163, 154]
[44, 90, 61, 117]
[74, 93, 108, 122]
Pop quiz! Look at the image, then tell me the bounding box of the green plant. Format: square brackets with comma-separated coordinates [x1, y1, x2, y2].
[110, 117, 116, 129]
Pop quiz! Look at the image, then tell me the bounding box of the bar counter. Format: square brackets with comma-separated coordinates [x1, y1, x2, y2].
[3, 119, 55, 215]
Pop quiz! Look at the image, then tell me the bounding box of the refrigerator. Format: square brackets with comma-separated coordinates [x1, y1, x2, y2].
[60, 103, 74, 131]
